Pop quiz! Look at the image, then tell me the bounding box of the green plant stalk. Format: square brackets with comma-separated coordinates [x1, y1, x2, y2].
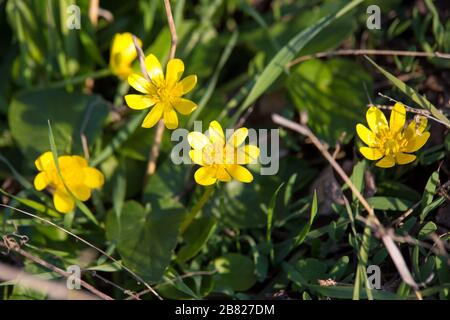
[180, 185, 215, 234]
[44, 68, 112, 89]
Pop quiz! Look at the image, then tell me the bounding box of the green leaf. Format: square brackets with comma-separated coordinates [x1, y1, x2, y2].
[329, 256, 350, 281]
[421, 171, 439, 209]
[436, 257, 450, 298]
[287, 58, 372, 143]
[367, 196, 413, 211]
[106, 200, 185, 282]
[266, 183, 284, 246]
[294, 190, 318, 247]
[349, 160, 367, 201]
[213, 253, 257, 292]
[418, 221, 437, 239]
[366, 56, 450, 127]
[420, 196, 445, 222]
[237, 0, 365, 116]
[9, 89, 108, 160]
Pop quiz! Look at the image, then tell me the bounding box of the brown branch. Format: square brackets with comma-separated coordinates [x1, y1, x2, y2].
[164, 0, 178, 60]
[288, 49, 450, 68]
[146, 121, 165, 177]
[272, 113, 422, 298]
[88, 0, 99, 26]
[0, 204, 162, 300]
[0, 262, 98, 300]
[0, 240, 112, 300]
[132, 35, 151, 82]
[145, 0, 178, 178]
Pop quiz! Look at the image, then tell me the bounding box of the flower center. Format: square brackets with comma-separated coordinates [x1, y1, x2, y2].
[157, 86, 169, 100]
[203, 144, 225, 165]
[376, 130, 408, 156]
[383, 139, 400, 155]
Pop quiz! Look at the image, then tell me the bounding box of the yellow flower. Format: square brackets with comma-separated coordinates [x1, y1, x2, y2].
[124, 54, 197, 129]
[110, 32, 142, 79]
[188, 121, 260, 186]
[356, 103, 430, 168]
[33, 152, 104, 213]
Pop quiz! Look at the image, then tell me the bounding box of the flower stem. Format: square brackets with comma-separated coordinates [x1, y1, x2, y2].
[180, 185, 215, 234]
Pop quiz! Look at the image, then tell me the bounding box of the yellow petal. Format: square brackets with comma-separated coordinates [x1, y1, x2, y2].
[173, 98, 197, 115]
[35, 151, 55, 171]
[71, 156, 88, 168]
[194, 166, 217, 186]
[395, 153, 416, 165]
[176, 75, 197, 95]
[414, 116, 428, 134]
[405, 132, 430, 153]
[144, 54, 163, 82]
[69, 184, 91, 201]
[34, 172, 49, 191]
[228, 127, 248, 147]
[142, 104, 163, 128]
[236, 145, 260, 164]
[376, 156, 395, 168]
[58, 155, 74, 170]
[216, 167, 231, 182]
[404, 116, 428, 140]
[227, 164, 253, 183]
[209, 121, 225, 145]
[110, 33, 140, 64]
[109, 33, 141, 79]
[163, 108, 178, 129]
[128, 73, 152, 94]
[188, 132, 211, 150]
[189, 150, 205, 166]
[53, 188, 75, 214]
[356, 124, 376, 147]
[83, 167, 105, 189]
[366, 106, 388, 134]
[125, 94, 156, 110]
[389, 102, 406, 134]
[359, 147, 384, 160]
[166, 59, 184, 87]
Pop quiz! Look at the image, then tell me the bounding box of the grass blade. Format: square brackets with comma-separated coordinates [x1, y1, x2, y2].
[366, 56, 450, 127]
